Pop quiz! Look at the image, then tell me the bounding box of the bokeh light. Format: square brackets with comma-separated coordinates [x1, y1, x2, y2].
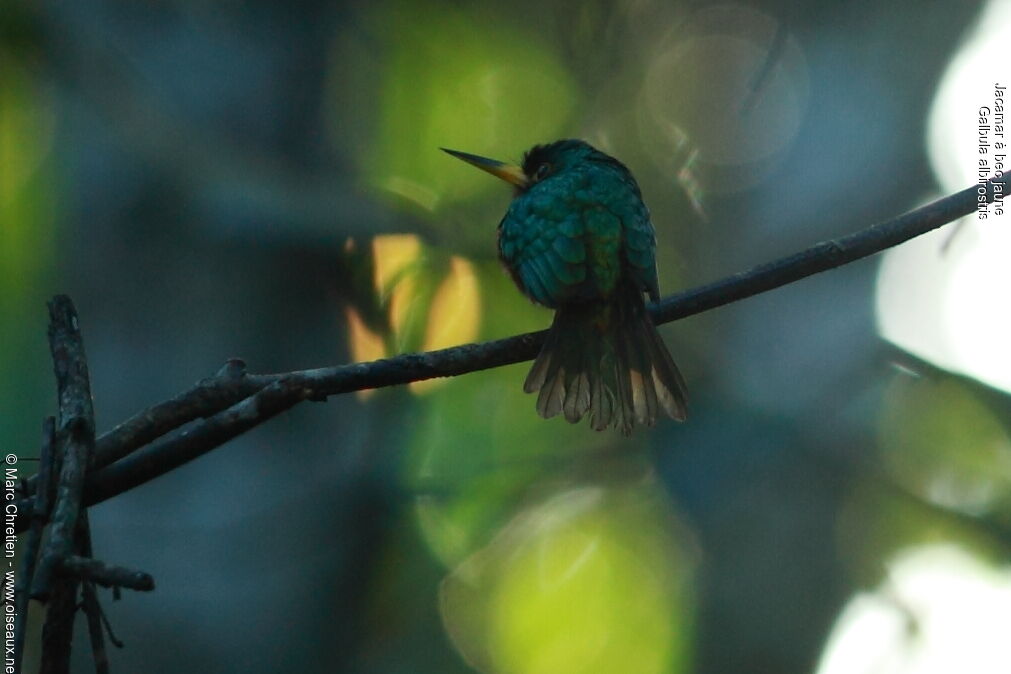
[877, 0, 1011, 393]
[639, 3, 808, 194]
[403, 259, 619, 570]
[345, 234, 482, 396]
[414, 256, 481, 388]
[8, 2, 1008, 672]
[439, 485, 695, 674]
[333, 1, 577, 216]
[877, 373, 1011, 518]
[0, 51, 57, 451]
[816, 544, 1011, 674]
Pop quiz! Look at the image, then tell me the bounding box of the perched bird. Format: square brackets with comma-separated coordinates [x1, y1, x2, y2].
[443, 140, 687, 434]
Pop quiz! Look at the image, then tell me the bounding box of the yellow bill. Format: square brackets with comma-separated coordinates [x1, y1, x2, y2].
[441, 148, 528, 188]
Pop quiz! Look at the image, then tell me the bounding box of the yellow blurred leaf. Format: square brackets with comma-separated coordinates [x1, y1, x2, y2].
[351, 237, 485, 398]
[346, 306, 386, 400]
[372, 233, 422, 296]
[388, 273, 418, 337]
[412, 256, 481, 393]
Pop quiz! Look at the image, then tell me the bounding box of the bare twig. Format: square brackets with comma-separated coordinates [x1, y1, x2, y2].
[91, 358, 260, 470]
[76, 515, 110, 674]
[9, 173, 1008, 532]
[62, 556, 155, 592]
[739, 20, 789, 114]
[884, 345, 1011, 435]
[80, 579, 111, 674]
[649, 172, 1007, 325]
[97, 601, 125, 648]
[85, 377, 314, 504]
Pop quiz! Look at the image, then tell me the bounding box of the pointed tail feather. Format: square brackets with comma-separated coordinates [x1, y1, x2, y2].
[523, 281, 688, 433]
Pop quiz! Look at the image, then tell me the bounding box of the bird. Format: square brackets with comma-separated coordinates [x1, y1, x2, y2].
[442, 139, 687, 434]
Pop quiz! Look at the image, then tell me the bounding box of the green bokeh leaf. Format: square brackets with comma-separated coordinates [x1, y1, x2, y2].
[439, 484, 695, 674]
[877, 374, 1011, 521]
[403, 260, 620, 567]
[0, 54, 56, 454]
[360, 2, 577, 216]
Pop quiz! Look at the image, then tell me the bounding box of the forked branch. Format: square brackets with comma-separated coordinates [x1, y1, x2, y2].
[10, 172, 1008, 532]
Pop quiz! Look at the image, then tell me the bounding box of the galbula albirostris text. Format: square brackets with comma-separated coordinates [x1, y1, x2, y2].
[443, 140, 688, 434]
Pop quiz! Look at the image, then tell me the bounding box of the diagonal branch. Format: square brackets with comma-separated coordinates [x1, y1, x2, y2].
[11, 172, 1008, 531]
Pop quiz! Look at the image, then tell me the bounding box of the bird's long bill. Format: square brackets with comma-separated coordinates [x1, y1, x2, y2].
[441, 148, 528, 188]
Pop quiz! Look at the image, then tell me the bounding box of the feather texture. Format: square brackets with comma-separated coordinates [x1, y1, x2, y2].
[523, 278, 687, 434]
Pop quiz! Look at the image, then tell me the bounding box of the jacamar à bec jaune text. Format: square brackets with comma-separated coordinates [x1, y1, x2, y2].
[443, 140, 688, 434]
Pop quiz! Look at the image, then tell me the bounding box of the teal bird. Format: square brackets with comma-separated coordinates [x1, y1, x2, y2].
[443, 140, 688, 434]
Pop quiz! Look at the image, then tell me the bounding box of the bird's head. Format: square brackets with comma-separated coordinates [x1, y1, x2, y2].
[442, 139, 617, 195]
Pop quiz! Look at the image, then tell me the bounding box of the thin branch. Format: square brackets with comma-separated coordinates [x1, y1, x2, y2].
[80, 580, 111, 674]
[884, 344, 1011, 432]
[62, 556, 155, 592]
[97, 599, 125, 648]
[92, 358, 260, 469]
[739, 20, 788, 114]
[649, 172, 1007, 325]
[84, 377, 314, 504]
[76, 515, 110, 674]
[10, 172, 1008, 531]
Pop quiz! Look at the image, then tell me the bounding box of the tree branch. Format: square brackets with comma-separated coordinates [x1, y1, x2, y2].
[32, 296, 96, 599]
[36, 295, 97, 674]
[75, 515, 111, 674]
[11, 172, 1008, 531]
[61, 556, 155, 592]
[649, 172, 1006, 325]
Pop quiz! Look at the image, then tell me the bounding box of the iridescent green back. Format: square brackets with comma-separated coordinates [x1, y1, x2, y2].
[497, 141, 660, 308]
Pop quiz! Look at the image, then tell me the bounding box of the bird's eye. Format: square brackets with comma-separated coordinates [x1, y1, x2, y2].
[533, 163, 551, 181]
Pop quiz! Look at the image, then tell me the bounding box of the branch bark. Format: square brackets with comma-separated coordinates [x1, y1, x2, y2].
[36, 295, 97, 674]
[31, 296, 96, 599]
[11, 172, 1008, 531]
[62, 555, 155, 592]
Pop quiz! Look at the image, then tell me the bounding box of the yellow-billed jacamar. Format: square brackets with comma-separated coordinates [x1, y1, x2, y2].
[443, 140, 688, 434]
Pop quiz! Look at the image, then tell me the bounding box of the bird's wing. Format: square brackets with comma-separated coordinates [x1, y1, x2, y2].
[499, 211, 588, 308]
[621, 210, 661, 302]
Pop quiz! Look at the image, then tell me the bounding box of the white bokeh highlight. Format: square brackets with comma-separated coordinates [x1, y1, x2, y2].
[875, 0, 1011, 393]
[816, 545, 1011, 674]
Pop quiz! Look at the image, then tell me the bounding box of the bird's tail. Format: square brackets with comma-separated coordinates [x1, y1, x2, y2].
[523, 280, 688, 434]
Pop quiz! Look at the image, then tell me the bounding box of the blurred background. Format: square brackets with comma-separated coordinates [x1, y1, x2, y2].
[4, 1, 1010, 672]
